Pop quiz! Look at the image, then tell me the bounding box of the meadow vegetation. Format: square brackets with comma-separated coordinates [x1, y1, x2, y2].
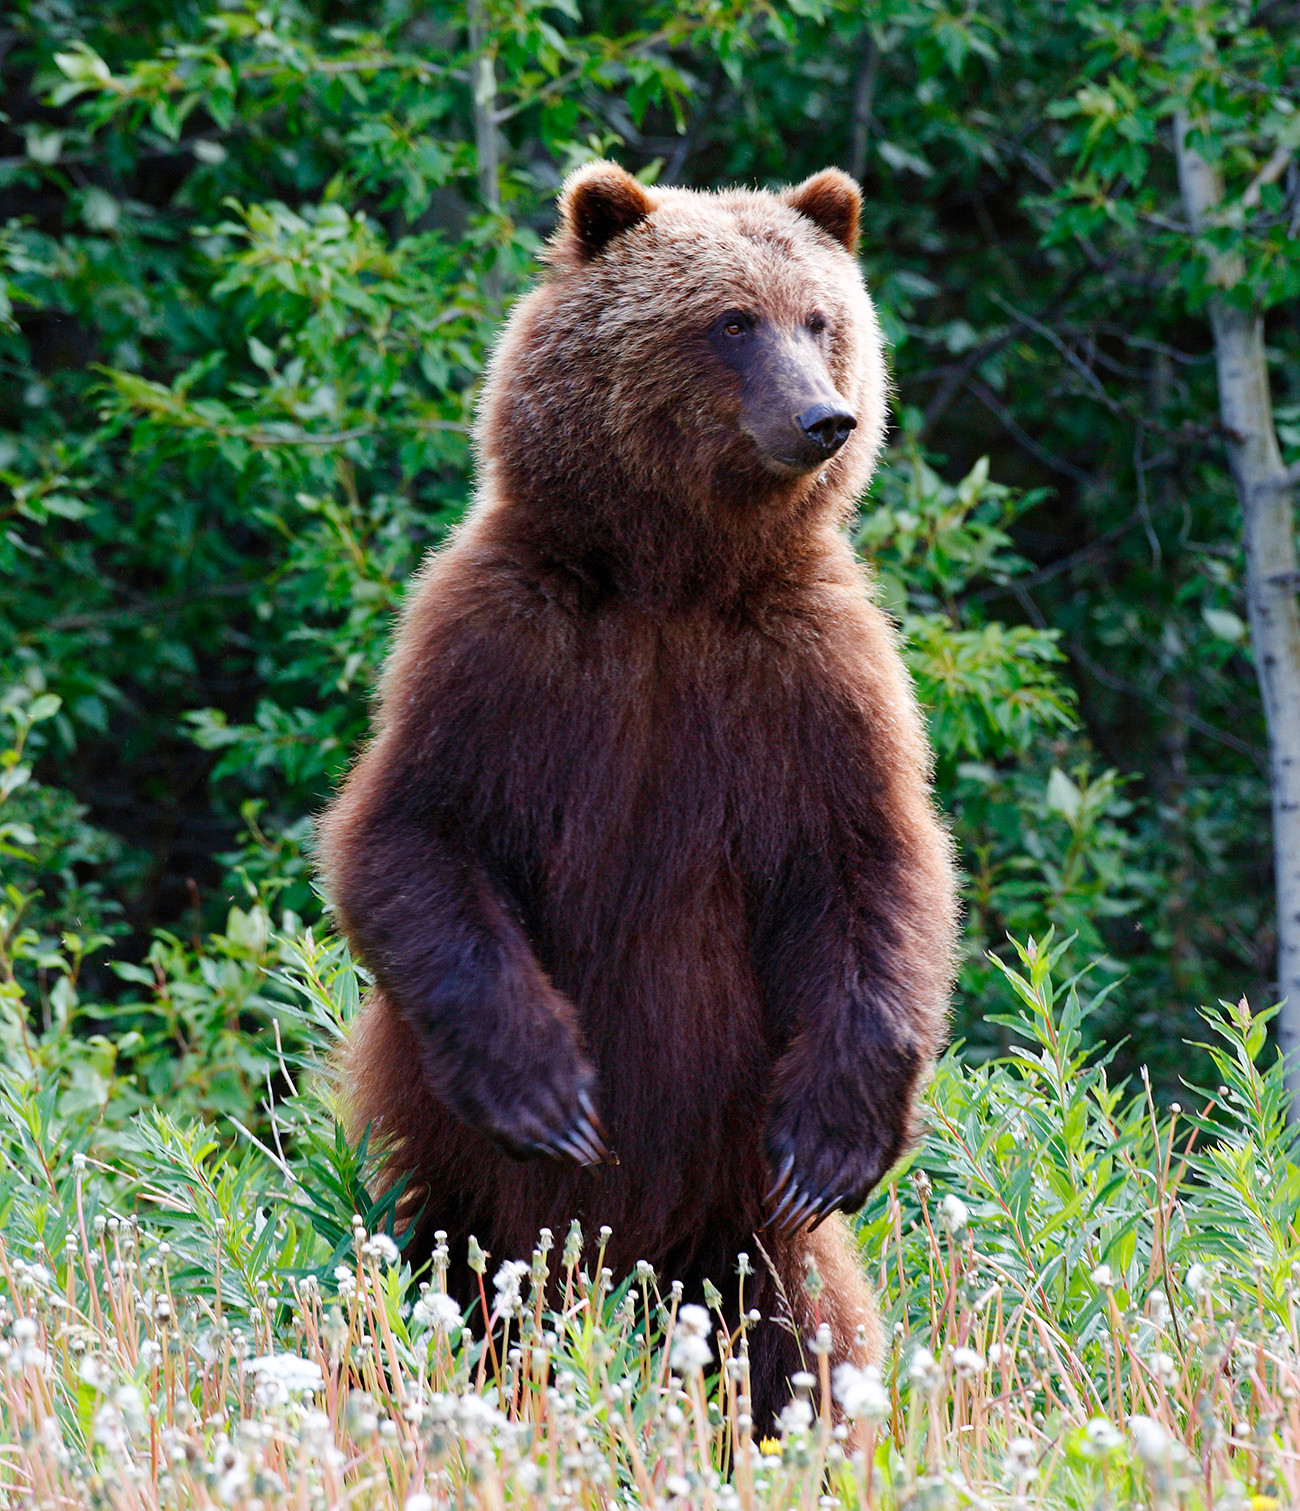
[3, 0, 1300, 1504]
[6, 696, 1300, 1508]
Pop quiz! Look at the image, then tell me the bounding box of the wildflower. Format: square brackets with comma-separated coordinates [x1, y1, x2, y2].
[677, 1303, 711, 1336]
[139, 1339, 163, 1371]
[1003, 1437, 1037, 1481]
[345, 1391, 379, 1444]
[412, 1292, 463, 1333]
[1153, 1351, 1177, 1383]
[779, 1397, 813, 1434]
[907, 1345, 941, 1391]
[952, 1346, 985, 1378]
[832, 1362, 889, 1422]
[94, 1404, 127, 1455]
[247, 1354, 324, 1396]
[1129, 1413, 1174, 1464]
[938, 1194, 969, 1234]
[669, 1303, 713, 1373]
[362, 1233, 400, 1267]
[80, 1355, 114, 1391]
[405, 1497, 435, 1511]
[115, 1385, 146, 1434]
[1091, 1264, 1114, 1289]
[1185, 1263, 1212, 1297]
[1086, 1417, 1122, 1452]
[492, 1260, 528, 1315]
[987, 1342, 1012, 1368]
[665, 1474, 692, 1498]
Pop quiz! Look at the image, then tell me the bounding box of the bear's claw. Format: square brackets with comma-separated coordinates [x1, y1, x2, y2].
[546, 1112, 608, 1166]
[763, 1155, 795, 1208]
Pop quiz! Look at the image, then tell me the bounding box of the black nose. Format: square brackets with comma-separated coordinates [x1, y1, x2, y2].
[796, 402, 857, 456]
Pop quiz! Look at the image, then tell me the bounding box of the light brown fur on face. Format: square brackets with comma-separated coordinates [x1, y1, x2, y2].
[317, 163, 958, 1432]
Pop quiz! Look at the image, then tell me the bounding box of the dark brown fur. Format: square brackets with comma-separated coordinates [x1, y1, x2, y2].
[317, 164, 958, 1427]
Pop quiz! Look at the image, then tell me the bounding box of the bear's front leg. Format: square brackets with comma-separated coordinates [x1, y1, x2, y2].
[754, 838, 952, 1233]
[763, 980, 924, 1233]
[323, 776, 607, 1167]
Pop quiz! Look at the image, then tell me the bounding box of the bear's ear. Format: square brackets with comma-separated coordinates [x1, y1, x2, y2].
[556, 160, 655, 262]
[781, 169, 862, 254]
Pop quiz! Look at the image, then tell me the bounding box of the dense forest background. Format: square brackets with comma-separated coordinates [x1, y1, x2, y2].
[2, 0, 1298, 1099]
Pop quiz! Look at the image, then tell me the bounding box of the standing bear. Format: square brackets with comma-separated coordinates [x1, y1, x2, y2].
[318, 162, 957, 1427]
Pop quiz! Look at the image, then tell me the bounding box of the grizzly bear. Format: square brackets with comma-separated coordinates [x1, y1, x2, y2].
[318, 162, 957, 1428]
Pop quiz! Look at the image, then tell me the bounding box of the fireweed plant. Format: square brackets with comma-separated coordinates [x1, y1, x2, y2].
[0, 698, 1298, 1508]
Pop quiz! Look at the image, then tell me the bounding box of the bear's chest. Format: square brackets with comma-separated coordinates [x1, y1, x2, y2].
[455, 597, 858, 944]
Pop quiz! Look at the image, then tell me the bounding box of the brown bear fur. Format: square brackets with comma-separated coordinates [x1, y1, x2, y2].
[317, 162, 958, 1429]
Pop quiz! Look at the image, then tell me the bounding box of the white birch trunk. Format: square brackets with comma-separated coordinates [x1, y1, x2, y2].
[467, 0, 502, 303]
[1176, 112, 1300, 1102]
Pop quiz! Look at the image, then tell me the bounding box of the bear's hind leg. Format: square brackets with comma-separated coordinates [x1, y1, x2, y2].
[748, 1216, 881, 1435]
[799, 1214, 882, 1367]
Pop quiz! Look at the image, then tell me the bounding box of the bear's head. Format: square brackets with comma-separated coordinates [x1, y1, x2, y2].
[477, 162, 888, 598]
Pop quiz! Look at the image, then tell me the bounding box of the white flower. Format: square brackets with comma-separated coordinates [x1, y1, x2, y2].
[405, 1497, 434, 1511]
[951, 1345, 985, 1378]
[1129, 1414, 1173, 1464]
[93, 1404, 127, 1455]
[362, 1233, 400, 1267]
[677, 1304, 711, 1337]
[115, 1385, 146, 1433]
[412, 1293, 463, 1333]
[987, 1343, 1012, 1368]
[938, 1194, 969, 1234]
[907, 1345, 941, 1391]
[779, 1398, 813, 1434]
[247, 1354, 324, 1395]
[492, 1260, 528, 1315]
[139, 1339, 163, 1371]
[1091, 1264, 1115, 1289]
[1003, 1436, 1037, 1481]
[671, 1332, 712, 1374]
[17, 1263, 52, 1292]
[1086, 1417, 1122, 1451]
[1185, 1263, 1212, 1297]
[80, 1355, 114, 1391]
[1152, 1351, 1177, 1383]
[832, 1362, 889, 1422]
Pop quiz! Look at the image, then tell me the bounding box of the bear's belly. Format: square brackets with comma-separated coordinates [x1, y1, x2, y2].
[541, 848, 772, 1179]
[475, 818, 778, 1259]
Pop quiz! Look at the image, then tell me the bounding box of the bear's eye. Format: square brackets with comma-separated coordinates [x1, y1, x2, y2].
[718, 311, 753, 339]
[807, 313, 828, 336]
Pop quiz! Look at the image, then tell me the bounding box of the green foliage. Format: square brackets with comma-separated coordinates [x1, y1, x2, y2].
[2, 0, 1297, 1126]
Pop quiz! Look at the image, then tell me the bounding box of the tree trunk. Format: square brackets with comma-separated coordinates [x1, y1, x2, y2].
[1176, 112, 1300, 1101]
[467, 0, 502, 304]
[847, 31, 878, 184]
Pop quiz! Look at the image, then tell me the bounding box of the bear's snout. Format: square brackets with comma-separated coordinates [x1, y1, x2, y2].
[795, 401, 857, 460]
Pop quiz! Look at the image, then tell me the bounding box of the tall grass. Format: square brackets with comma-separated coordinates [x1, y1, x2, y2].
[3, 701, 1299, 1508]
